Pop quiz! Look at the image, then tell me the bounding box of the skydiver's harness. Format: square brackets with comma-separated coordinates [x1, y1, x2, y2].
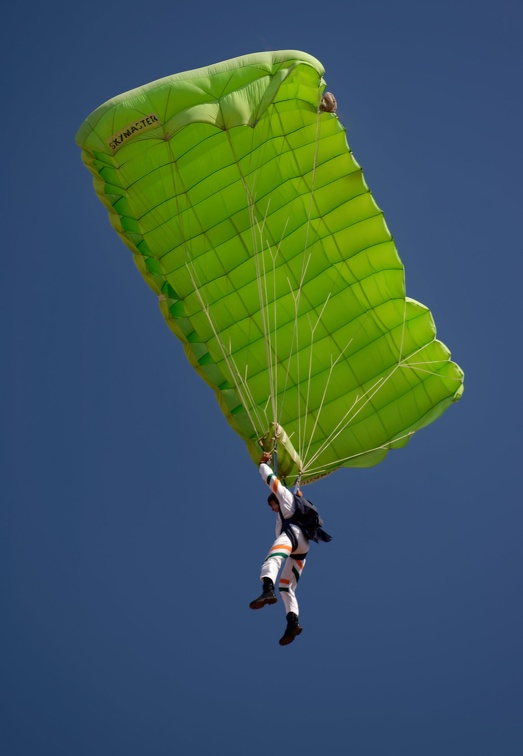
[276, 494, 332, 555]
[265, 431, 332, 555]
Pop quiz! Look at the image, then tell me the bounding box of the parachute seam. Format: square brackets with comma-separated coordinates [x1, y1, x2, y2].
[185, 260, 266, 437]
[138, 201, 386, 269]
[181, 281, 406, 356]
[113, 118, 341, 191]
[114, 128, 350, 224]
[302, 351, 460, 473]
[162, 238, 402, 300]
[212, 319, 445, 427]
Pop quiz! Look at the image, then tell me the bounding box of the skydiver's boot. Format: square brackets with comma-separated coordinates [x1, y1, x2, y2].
[249, 578, 277, 610]
[279, 612, 303, 646]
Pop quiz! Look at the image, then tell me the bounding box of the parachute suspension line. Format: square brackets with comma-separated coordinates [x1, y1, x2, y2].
[222, 107, 325, 465]
[300, 101, 322, 259]
[261, 236, 279, 425]
[302, 430, 417, 478]
[395, 263, 459, 381]
[263, 220, 292, 428]
[224, 105, 326, 465]
[400, 359, 462, 379]
[184, 260, 266, 438]
[397, 340, 452, 374]
[302, 368, 397, 474]
[251, 199, 279, 425]
[271, 236, 280, 427]
[277, 261, 311, 436]
[174, 131, 266, 436]
[292, 473, 302, 494]
[300, 293, 332, 459]
[164, 135, 270, 440]
[301, 330, 459, 477]
[397, 274, 457, 380]
[225, 119, 281, 429]
[298, 289, 410, 472]
[272, 434, 278, 477]
[302, 333, 355, 466]
[250, 192, 294, 433]
[275, 247, 313, 463]
[187, 262, 266, 436]
[254, 103, 323, 459]
[398, 284, 408, 365]
[302, 314, 457, 475]
[163, 140, 264, 431]
[302, 290, 448, 473]
[300, 316, 374, 471]
[286, 107, 322, 460]
[277, 292, 298, 423]
[398, 338, 464, 380]
[225, 123, 291, 440]
[290, 255, 313, 462]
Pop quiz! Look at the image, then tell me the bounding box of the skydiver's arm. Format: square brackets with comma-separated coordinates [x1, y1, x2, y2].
[259, 462, 295, 516]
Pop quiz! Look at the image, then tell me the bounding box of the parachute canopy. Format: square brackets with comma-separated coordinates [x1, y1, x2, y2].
[76, 50, 463, 485]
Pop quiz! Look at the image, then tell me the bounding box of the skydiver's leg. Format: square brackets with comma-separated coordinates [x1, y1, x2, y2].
[259, 533, 293, 586]
[249, 533, 293, 610]
[277, 529, 309, 645]
[278, 554, 306, 616]
[277, 527, 309, 615]
[277, 556, 306, 645]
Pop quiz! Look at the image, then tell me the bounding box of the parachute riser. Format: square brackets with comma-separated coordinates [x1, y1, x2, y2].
[258, 421, 303, 486]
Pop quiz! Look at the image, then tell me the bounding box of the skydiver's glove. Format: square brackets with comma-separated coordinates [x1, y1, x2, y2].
[316, 527, 332, 543]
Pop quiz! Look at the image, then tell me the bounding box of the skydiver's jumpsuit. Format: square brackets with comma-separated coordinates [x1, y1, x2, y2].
[258, 462, 309, 617]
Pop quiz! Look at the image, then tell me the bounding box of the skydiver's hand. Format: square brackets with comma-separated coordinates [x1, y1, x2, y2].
[259, 451, 272, 465]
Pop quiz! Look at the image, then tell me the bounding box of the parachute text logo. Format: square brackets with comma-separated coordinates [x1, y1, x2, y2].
[107, 114, 160, 152]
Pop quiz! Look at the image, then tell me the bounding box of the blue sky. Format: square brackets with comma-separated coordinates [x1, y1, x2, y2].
[3, 1, 522, 754]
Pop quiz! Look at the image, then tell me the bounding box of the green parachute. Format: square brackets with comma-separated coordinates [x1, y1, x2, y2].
[76, 50, 463, 485]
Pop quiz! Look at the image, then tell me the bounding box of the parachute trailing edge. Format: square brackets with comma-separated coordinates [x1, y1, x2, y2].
[76, 51, 464, 485]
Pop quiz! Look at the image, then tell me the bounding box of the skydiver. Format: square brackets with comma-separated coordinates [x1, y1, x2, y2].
[249, 451, 333, 646]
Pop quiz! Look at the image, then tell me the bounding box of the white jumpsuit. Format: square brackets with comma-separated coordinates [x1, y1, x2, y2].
[259, 462, 309, 617]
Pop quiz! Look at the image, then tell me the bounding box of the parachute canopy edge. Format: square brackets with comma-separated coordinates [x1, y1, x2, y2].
[75, 50, 326, 153]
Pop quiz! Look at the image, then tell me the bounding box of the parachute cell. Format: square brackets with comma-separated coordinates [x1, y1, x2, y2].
[76, 51, 463, 485]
